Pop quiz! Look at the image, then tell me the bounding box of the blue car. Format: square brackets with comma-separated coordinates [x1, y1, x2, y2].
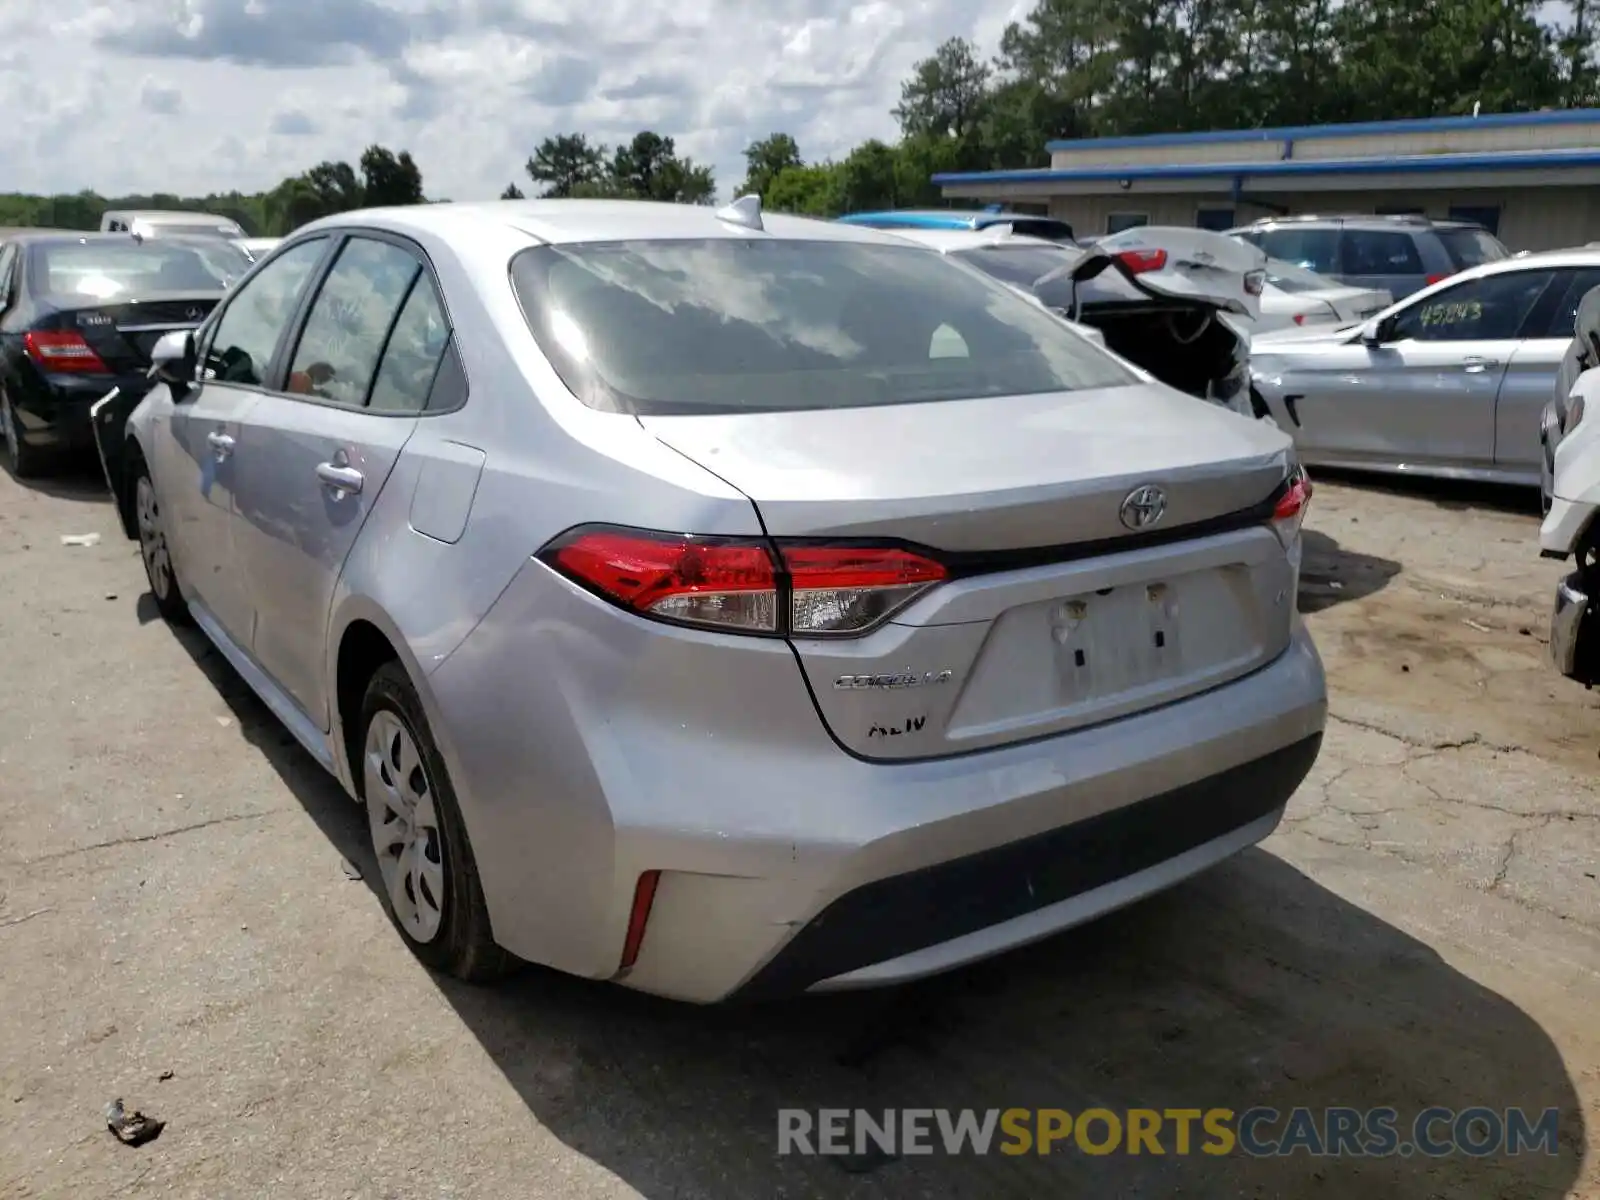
[836, 209, 1077, 244]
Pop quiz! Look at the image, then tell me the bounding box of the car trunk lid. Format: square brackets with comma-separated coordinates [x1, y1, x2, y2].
[641, 385, 1302, 760]
[39, 291, 222, 373]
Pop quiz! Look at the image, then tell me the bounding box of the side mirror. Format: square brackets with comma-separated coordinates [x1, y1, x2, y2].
[149, 329, 197, 392]
[1358, 316, 1391, 346]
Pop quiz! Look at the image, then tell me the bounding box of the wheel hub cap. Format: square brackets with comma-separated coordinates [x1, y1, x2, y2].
[135, 477, 172, 597]
[364, 711, 446, 944]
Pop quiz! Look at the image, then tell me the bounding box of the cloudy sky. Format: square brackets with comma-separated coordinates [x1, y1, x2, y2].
[0, 0, 1029, 202]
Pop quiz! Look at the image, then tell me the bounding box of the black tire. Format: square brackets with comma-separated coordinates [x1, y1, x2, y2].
[131, 458, 191, 625]
[1, 394, 46, 479]
[359, 661, 511, 983]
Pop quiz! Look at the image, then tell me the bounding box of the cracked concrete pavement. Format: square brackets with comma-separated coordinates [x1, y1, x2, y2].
[0, 464, 1596, 1199]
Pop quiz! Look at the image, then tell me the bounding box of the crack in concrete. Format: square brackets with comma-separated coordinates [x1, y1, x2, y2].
[1327, 710, 1526, 755]
[8, 809, 282, 868]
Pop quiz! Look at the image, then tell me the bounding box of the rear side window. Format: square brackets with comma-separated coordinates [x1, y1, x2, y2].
[1536, 268, 1600, 340]
[368, 276, 455, 413]
[510, 238, 1136, 416]
[1389, 270, 1555, 342]
[1256, 227, 1341, 274]
[1437, 228, 1509, 269]
[1340, 231, 1425, 277]
[286, 237, 422, 407]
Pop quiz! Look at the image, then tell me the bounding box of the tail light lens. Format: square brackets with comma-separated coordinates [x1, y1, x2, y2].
[539, 527, 948, 637]
[784, 545, 947, 635]
[1425, 272, 1452, 286]
[1271, 465, 1313, 546]
[1115, 248, 1167, 273]
[24, 330, 108, 373]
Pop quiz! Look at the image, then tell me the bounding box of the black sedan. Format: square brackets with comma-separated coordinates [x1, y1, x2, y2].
[0, 232, 251, 478]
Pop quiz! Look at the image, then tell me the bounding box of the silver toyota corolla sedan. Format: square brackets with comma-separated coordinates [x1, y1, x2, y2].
[98, 197, 1327, 1003]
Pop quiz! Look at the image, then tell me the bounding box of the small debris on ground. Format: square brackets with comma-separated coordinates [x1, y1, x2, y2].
[157, 1070, 174, 1082]
[105, 1099, 164, 1146]
[60, 533, 100, 548]
[1400, 664, 1410, 673]
[339, 857, 363, 882]
[1328, 580, 1344, 590]
[1463, 618, 1493, 633]
[105, 593, 117, 601]
[215, 716, 232, 728]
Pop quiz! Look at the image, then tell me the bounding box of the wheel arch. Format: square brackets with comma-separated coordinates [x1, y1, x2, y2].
[327, 598, 465, 807]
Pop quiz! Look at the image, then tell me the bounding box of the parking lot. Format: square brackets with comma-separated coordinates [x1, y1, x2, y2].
[0, 463, 1596, 1198]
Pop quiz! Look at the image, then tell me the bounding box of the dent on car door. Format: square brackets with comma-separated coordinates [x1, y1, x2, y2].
[1496, 268, 1600, 474]
[1363, 269, 1556, 469]
[232, 234, 439, 727]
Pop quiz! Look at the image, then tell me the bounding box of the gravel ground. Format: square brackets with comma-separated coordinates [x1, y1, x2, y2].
[0, 462, 1595, 1199]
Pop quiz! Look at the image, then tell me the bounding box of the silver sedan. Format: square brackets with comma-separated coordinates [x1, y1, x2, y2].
[1250, 248, 1600, 487]
[97, 198, 1326, 1003]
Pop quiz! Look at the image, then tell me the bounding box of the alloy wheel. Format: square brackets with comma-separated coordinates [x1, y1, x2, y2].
[364, 710, 447, 944]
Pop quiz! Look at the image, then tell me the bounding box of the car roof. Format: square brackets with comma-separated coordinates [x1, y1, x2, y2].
[1231, 214, 1489, 233]
[297, 199, 924, 248]
[108, 210, 236, 223]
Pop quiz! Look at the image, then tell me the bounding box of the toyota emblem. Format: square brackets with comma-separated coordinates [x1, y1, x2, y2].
[184, 307, 203, 321]
[1119, 484, 1167, 530]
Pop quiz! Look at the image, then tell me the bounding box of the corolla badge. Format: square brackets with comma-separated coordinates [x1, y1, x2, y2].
[1119, 484, 1168, 530]
[834, 669, 953, 690]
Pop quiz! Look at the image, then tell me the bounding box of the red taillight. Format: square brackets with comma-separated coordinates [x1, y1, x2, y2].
[1272, 467, 1313, 544]
[1425, 272, 1452, 286]
[1292, 313, 1308, 325]
[24, 330, 108, 373]
[618, 869, 660, 975]
[1115, 248, 1167, 273]
[539, 526, 948, 637]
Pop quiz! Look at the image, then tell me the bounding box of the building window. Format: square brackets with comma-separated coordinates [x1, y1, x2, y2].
[1195, 207, 1236, 231]
[1448, 205, 1501, 236]
[1106, 212, 1149, 235]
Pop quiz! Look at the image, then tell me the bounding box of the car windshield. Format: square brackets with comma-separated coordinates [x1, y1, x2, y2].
[510, 239, 1136, 416]
[33, 240, 237, 298]
[1438, 228, 1509, 269]
[1263, 258, 1337, 294]
[951, 244, 1080, 290]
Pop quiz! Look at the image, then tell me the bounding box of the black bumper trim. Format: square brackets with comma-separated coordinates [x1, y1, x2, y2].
[731, 732, 1322, 1001]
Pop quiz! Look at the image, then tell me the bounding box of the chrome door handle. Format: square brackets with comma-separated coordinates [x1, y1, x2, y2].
[1462, 356, 1500, 373]
[206, 430, 234, 458]
[316, 462, 364, 495]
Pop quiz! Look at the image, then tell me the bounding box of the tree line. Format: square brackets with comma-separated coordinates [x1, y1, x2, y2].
[0, 0, 1595, 230]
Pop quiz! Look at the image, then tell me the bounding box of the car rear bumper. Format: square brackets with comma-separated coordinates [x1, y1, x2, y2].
[13, 374, 150, 453]
[1540, 496, 1594, 556]
[429, 560, 1328, 1003]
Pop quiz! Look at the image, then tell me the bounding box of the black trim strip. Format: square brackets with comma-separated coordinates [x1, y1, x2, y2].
[729, 732, 1321, 1001]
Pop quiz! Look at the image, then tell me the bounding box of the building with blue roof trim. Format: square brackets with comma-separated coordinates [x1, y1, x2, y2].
[929, 109, 1600, 250]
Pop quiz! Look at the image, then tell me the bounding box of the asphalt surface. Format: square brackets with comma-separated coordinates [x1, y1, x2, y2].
[0, 461, 1596, 1199]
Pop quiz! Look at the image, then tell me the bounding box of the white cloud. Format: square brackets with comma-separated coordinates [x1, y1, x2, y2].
[0, 0, 1015, 202]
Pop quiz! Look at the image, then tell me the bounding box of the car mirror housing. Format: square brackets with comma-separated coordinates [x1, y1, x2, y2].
[149, 329, 197, 392]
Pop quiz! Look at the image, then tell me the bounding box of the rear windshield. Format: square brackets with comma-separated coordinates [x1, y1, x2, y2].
[509, 239, 1136, 416]
[1437, 227, 1508, 269]
[31, 240, 238, 298]
[952, 244, 1080, 289]
[1263, 258, 1336, 294]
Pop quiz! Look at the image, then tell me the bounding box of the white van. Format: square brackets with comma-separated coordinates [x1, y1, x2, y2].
[99, 210, 245, 240]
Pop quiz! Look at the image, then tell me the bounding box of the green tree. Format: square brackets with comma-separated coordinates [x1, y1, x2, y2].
[526, 133, 606, 198]
[500, 182, 525, 199]
[739, 133, 804, 200]
[766, 164, 845, 216]
[359, 145, 425, 206]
